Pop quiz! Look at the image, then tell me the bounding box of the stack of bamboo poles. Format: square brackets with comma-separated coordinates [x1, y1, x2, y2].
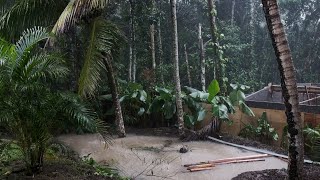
[184, 154, 270, 172]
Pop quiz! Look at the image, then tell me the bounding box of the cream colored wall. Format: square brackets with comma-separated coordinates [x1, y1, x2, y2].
[194, 104, 298, 146]
[220, 108, 289, 146]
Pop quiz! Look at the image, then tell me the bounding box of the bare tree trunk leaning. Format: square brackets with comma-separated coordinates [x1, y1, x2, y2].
[261, 0, 303, 179]
[170, 0, 185, 138]
[184, 44, 192, 87]
[158, 0, 164, 85]
[198, 23, 206, 92]
[129, 0, 136, 82]
[105, 57, 126, 138]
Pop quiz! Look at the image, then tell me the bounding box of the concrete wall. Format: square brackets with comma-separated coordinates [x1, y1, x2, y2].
[194, 104, 319, 146]
[220, 108, 288, 146]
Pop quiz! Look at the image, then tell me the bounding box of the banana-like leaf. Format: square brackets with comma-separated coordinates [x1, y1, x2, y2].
[208, 79, 220, 102]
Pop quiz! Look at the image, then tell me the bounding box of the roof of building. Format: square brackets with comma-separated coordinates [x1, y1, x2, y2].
[245, 83, 320, 113]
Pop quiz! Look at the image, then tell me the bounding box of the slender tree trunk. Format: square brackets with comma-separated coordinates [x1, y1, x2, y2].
[207, 0, 226, 94]
[231, 0, 235, 26]
[184, 44, 192, 87]
[129, 46, 132, 82]
[128, 0, 134, 82]
[262, 0, 303, 179]
[250, 0, 258, 90]
[198, 23, 206, 92]
[158, 0, 164, 85]
[150, 24, 156, 70]
[104, 57, 126, 138]
[170, 0, 185, 138]
[150, 0, 156, 83]
[129, 0, 137, 82]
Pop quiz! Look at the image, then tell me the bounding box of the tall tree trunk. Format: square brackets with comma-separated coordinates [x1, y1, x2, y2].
[250, 0, 258, 90]
[158, 0, 164, 85]
[150, 0, 156, 83]
[198, 23, 206, 92]
[261, 0, 304, 179]
[170, 0, 185, 138]
[231, 0, 235, 26]
[104, 57, 126, 138]
[129, 43, 132, 82]
[128, 0, 134, 82]
[129, 0, 137, 83]
[184, 44, 192, 87]
[207, 0, 226, 94]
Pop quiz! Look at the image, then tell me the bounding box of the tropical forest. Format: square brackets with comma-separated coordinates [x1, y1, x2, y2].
[1, 0, 320, 180]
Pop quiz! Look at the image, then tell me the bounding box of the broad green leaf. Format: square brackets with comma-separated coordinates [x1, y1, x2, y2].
[137, 108, 145, 116]
[197, 109, 206, 121]
[221, 97, 235, 114]
[184, 114, 195, 127]
[208, 80, 220, 102]
[129, 83, 143, 91]
[184, 86, 199, 93]
[131, 91, 138, 98]
[239, 101, 255, 117]
[229, 90, 245, 106]
[212, 104, 229, 120]
[139, 90, 147, 102]
[119, 95, 128, 103]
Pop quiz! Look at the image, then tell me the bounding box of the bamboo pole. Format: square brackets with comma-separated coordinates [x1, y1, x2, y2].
[189, 167, 214, 172]
[184, 154, 269, 167]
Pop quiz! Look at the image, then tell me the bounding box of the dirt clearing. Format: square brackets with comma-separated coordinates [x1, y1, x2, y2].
[58, 134, 287, 180]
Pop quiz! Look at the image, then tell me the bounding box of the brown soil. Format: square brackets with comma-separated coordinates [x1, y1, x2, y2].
[3, 159, 115, 180]
[233, 164, 320, 180]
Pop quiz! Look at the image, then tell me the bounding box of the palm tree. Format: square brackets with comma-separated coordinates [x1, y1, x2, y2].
[170, 0, 185, 138]
[0, 27, 101, 173]
[261, 0, 304, 179]
[0, 0, 127, 137]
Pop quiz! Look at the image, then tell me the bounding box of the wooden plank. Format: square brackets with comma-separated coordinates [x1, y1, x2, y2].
[184, 162, 207, 167]
[215, 158, 265, 165]
[189, 167, 214, 172]
[187, 163, 213, 170]
[208, 154, 270, 164]
[184, 154, 269, 167]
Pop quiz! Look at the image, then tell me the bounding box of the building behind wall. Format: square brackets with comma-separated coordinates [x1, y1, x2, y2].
[220, 83, 320, 146]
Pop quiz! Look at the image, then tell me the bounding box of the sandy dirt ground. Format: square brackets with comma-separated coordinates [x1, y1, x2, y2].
[58, 134, 287, 180]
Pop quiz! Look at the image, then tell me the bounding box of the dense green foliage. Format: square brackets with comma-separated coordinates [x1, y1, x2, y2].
[304, 126, 320, 161]
[0, 27, 101, 173]
[239, 112, 279, 145]
[0, 0, 320, 177]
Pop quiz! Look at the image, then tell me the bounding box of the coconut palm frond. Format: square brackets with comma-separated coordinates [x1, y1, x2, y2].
[0, 38, 15, 57]
[15, 26, 49, 58]
[18, 53, 69, 82]
[0, 0, 67, 39]
[52, 0, 109, 35]
[78, 17, 124, 97]
[59, 93, 100, 132]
